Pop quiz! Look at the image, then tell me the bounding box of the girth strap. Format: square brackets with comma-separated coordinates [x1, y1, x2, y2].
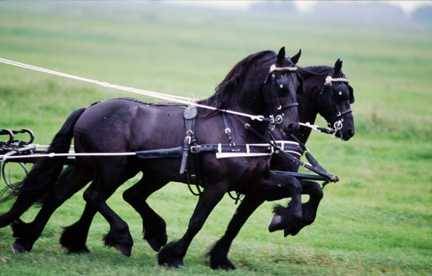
[180, 105, 198, 175]
[180, 105, 202, 196]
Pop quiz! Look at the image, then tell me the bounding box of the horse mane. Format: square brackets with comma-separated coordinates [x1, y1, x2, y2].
[201, 50, 275, 110]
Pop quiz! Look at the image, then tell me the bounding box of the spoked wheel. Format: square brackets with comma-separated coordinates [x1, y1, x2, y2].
[0, 161, 29, 203]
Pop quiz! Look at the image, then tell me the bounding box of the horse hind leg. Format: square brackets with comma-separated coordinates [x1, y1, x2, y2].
[80, 165, 135, 256]
[122, 175, 168, 252]
[61, 164, 137, 254]
[11, 166, 92, 253]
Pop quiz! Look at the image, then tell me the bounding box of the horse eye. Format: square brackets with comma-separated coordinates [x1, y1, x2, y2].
[338, 91, 342, 96]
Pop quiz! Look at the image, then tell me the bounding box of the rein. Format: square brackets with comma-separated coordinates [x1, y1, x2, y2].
[0, 58, 264, 122]
[0, 57, 334, 135]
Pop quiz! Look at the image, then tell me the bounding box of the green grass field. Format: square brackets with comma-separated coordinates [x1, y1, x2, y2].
[0, 2, 431, 275]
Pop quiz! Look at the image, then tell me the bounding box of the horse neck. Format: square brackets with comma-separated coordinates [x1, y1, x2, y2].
[296, 71, 328, 144]
[297, 94, 318, 144]
[199, 89, 263, 118]
[197, 92, 273, 144]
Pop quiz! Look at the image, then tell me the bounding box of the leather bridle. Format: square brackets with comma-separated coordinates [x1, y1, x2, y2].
[323, 75, 352, 133]
[264, 64, 300, 127]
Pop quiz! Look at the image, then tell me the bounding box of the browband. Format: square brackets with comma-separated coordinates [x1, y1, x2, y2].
[324, 76, 349, 86]
[269, 64, 298, 73]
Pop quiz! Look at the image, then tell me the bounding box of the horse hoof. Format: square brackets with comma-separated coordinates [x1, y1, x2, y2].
[268, 214, 283, 232]
[210, 258, 236, 270]
[60, 225, 90, 253]
[158, 243, 184, 268]
[103, 230, 133, 257]
[11, 241, 30, 254]
[283, 224, 303, 237]
[67, 247, 90, 254]
[159, 258, 184, 268]
[114, 244, 132, 257]
[63, 244, 90, 254]
[60, 240, 90, 254]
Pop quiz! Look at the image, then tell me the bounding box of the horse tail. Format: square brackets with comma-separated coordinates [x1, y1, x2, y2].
[0, 107, 86, 228]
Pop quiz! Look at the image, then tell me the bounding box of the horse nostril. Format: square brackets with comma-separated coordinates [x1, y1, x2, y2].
[347, 129, 354, 137]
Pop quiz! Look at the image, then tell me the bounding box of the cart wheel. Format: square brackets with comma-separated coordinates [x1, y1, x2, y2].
[0, 161, 29, 203]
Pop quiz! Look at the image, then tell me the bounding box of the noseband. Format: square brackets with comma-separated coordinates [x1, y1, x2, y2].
[324, 75, 352, 133]
[265, 64, 300, 126]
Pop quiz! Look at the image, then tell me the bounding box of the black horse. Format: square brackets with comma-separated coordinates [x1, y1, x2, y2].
[83, 58, 355, 269]
[208, 59, 355, 269]
[0, 48, 304, 267]
[15, 58, 354, 270]
[57, 58, 355, 270]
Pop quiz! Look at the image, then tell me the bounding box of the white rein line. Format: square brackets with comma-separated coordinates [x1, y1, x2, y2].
[0, 57, 264, 121]
[1, 152, 137, 161]
[0, 57, 330, 132]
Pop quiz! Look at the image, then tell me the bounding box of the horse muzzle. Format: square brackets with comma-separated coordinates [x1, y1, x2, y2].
[335, 126, 354, 141]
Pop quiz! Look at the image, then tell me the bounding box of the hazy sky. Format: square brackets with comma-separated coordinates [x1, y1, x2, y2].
[184, 1, 432, 14]
[296, 1, 431, 13]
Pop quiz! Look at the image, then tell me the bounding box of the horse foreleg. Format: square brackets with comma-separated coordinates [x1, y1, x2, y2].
[283, 180, 323, 236]
[267, 171, 303, 233]
[301, 180, 323, 223]
[59, 201, 97, 253]
[122, 175, 168, 252]
[158, 183, 227, 268]
[208, 195, 263, 270]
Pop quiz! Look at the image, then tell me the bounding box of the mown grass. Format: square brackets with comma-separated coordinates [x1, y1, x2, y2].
[0, 2, 431, 275]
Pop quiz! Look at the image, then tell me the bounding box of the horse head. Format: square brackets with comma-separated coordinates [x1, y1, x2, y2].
[209, 47, 303, 133]
[261, 47, 303, 132]
[316, 59, 355, 140]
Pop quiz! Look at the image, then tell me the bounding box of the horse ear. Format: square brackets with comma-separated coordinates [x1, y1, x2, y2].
[277, 47, 286, 64]
[334, 58, 343, 74]
[291, 49, 302, 64]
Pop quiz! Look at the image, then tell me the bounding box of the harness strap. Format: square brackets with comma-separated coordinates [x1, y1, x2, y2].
[180, 106, 202, 196]
[222, 113, 235, 146]
[336, 108, 352, 119]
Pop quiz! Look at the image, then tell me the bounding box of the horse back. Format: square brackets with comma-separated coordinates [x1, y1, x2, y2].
[73, 98, 186, 152]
